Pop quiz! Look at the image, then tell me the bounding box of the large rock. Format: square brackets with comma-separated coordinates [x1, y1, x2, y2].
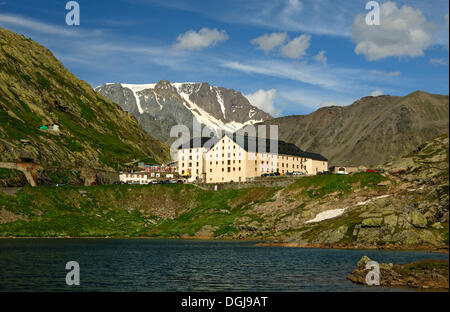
[312, 225, 348, 244]
[361, 217, 383, 228]
[383, 215, 398, 229]
[410, 211, 428, 228]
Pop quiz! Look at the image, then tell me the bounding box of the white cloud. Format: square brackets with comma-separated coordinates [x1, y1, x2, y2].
[314, 50, 327, 65]
[371, 70, 400, 77]
[173, 27, 228, 51]
[320, 101, 337, 107]
[277, 88, 356, 111]
[223, 59, 379, 93]
[280, 34, 310, 59]
[430, 58, 449, 65]
[245, 89, 282, 117]
[371, 90, 384, 97]
[251, 32, 287, 53]
[352, 2, 434, 60]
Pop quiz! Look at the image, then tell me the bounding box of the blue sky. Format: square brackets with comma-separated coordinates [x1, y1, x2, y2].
[0, 0, 448, 116]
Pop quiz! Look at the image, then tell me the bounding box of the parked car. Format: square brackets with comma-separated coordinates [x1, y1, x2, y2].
[151, 180, 159, 184]
[366, 169, 377, 173]
[261, 173, 269, 177]
[273, 172, 281, 176]
[177, 179, 184, 184]
[159, 180, 164, 184]
[292, 171, 303, 176]
[170, 179, 177, 184]
[164, 180, 171, 184]
[56, 183, 66, 187]
[285, 172, 293, 176]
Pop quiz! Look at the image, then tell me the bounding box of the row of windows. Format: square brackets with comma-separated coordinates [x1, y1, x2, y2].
[182, 161, 305, 170]
[210, 167, 242, 173]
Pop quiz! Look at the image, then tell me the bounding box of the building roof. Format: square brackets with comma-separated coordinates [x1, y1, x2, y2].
[178, 135, 328, 162]
[229, 134, 328, 161]
[177, 137, 219, 149]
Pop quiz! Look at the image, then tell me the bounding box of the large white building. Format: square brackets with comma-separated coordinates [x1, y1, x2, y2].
[177, 135, 328, 183]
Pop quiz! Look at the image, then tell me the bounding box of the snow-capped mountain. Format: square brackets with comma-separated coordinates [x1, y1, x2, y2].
[95, 80, 272, 143]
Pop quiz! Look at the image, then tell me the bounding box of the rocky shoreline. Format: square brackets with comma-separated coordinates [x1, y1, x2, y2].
[347, 256, 449, 291]
[254, 241, 449, 254]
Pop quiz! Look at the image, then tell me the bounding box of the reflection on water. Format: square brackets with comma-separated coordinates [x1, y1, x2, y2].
[0, 239, 447, 291]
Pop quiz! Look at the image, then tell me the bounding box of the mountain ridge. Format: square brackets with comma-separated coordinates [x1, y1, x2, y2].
[258, 91, 449, 166]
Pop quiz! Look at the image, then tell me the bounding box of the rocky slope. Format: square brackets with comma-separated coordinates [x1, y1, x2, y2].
[0, 28, 170, 175]
[95, 81, 272, 143]
[253, 134, 449, 250]
[258, 92, 449, 166]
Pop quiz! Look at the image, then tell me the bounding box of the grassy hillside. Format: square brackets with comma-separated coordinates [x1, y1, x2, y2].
[0, 27, 170, 171]
[258, 92, 449, 166]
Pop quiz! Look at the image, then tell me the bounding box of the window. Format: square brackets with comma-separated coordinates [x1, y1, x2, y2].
[239, 167, 241, 171]
[222, 168, 224, 172]
[233, 167, 235, 171]
[227, 167, 231, 172]
[189, 162, 192, 167]
[228, 160, 231, 165]
[210, 169, 212, 173]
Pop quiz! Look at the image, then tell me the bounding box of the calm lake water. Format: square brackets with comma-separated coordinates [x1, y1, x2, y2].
[0, 239, 447, 292]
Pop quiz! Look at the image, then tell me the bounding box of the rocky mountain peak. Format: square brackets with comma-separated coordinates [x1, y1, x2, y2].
[155, 80, 175, 91]
[95, 81, 272, 144]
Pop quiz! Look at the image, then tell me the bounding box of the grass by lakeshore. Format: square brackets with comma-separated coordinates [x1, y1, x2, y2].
[0, 182, 279, 238]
